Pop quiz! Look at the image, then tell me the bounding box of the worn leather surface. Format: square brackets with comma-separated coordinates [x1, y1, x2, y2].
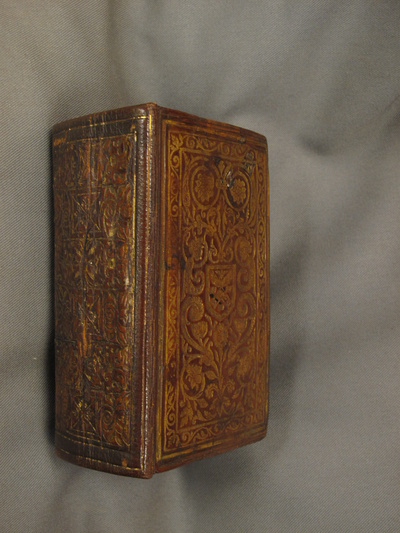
[53, 104, 269, 477]
[53, 108, 150, 476]
[1, 1, 400, 531]
[157, 107, 269, 472]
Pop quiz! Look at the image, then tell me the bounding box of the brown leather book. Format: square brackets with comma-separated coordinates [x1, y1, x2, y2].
[52, 103, 270, 478]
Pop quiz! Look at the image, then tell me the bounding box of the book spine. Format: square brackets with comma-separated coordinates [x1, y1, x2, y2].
[53, 109, 154, 477]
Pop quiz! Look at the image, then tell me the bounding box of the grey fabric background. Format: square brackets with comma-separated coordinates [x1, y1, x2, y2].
[1, 1, 399, 532]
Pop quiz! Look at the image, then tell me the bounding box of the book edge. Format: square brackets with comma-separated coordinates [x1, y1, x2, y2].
[52, 103, 267, 147]
[52, 110, 155, 479]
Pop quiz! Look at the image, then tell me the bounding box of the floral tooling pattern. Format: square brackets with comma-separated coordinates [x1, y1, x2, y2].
[161, 124, 268, 458]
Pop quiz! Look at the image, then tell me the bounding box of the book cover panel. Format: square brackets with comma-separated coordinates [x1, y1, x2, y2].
[54, 117, 143, 472]
[158, 119, 269, 467]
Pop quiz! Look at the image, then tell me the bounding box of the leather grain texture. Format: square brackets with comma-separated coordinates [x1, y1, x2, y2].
[52, 104, 269, 478]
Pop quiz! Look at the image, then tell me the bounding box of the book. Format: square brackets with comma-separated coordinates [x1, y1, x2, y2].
[52, 103, 270, 478]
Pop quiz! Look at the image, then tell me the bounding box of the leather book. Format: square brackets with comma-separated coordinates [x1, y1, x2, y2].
[52, 103, 270, 478]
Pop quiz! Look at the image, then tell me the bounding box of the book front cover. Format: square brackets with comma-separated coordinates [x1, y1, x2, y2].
[157, 114, 269, 470]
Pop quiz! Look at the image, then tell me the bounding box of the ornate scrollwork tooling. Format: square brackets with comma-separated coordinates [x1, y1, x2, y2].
[161, 124, 268, 457]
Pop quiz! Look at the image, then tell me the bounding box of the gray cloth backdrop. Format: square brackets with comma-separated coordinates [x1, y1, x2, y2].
[1, 2, 399, 532]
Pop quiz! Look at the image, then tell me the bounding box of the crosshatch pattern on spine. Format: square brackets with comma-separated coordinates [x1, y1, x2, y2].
[54, 130, 137, 454]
